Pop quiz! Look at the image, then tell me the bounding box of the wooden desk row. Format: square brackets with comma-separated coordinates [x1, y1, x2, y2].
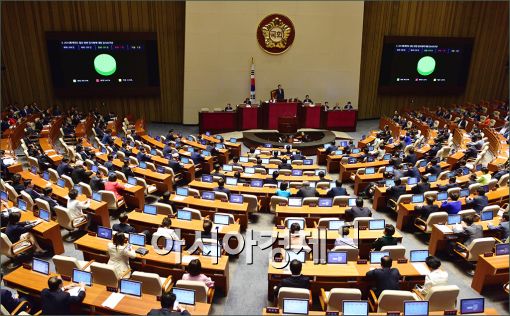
[74, 234, 231, 295]
[3, 267, 211, 315]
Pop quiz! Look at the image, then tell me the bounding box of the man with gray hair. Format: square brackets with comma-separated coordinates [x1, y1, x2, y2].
[296, 181, 318, 198]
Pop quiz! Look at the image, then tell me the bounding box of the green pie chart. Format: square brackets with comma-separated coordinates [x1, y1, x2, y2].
[94, 54, 116, 76]
[417, 56, 435, 76]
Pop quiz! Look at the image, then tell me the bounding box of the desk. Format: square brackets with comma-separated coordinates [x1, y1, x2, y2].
[339, 160, 389, 182]
[267, 260, 422, 299]
[320, 109, 357, 131]
[2, 202, 64, 255]
[274, 205, 346, 227]
[397, 186, 508, 231]
[19, 171, 111, 228]
[169, 194, 249, 230]
[74, 234, 231, 295]
[429, 218, 502, 256]
[126, 210, 241, 249]
[471, 254, 509, 293]
[3, 267, 212, 315]
[199, 111, 237, 134]
[298, 105, 321, 129]
[237, 105, 260, 130]
[260, 308, 499, 315]
[259, 102, 299, 130]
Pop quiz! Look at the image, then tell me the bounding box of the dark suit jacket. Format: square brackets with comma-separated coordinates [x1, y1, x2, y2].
[467, 196, 489, 212]
[296, 187, 318, 198]
[112, 223, 137, 234]
[387, 185, 406, 203]
[372, 236, 398, 251]
[346, 206, 372, 221]
[41, 195, 58, 211]
[0, 289, 22, 314]
[264, 178, 278, 185]
[41, 288, 86, 315]
[425, 165, 442, 175]
[403, 154, 417, 165]
[416, 204, 440, 220]
[89, 176, 105, 192]
[214, 186, 231, 198]
[279, 163, 293, 170]
[405, 167, 421, 179]
[276, 275, 310, 295]
[276, 88, 285, 100]
[326, 187, 347, 198]
[148, 308, 190, 316]
[411, 183, 430, 195]
[71, 167, 91, 185]
[168, 161, 183, 173]
[365, 268, 401, 296]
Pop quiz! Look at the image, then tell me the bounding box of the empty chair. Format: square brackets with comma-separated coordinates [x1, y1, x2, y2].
[380, 245, 406, 260]
[278, 169, 292, 176]
[98, 166, 109, 177]
[388, 194, 412, 213]
[90, 262, 124, 287]
[187, 188, 200, 198]
[435, 146, 451, 161]
[331, 245, 359, 261]
[277, 287, 311, 309]
[213, 107, 223, 112]
[353, 217, 372, 229]
[214, 213, 235, 224]
[135, 177, 157, 195]
[270, 196, 288, 213]
[269, 159, 282, 165]
[54, 206, 88, 241]
[454, 237, 496, 263]
[27, 156, 39, 172]
[153, 202, 173, 216]
[481, 205, 500, 217]
[175, 280, 214, 303]
[302, 197, 319, 206]
[468, 183, 481, 195]
[316, 182, 330, 190]
[35, 198, 51, 213]
[487, 179, 498, 191]
[414, 212, 448, 233]
[52, 255, 92, 276]
[242, 194, 259, 213]
[498, 173, 509, 187]
[369, 290, 419, 313]
[129, 156, 139, 166]
[254, 168, 267, 175]
[78, 182, 93, 198]
[446, 187, 460, 196]
[420, 285, 459, 311]
[145, 162, 157, 172]
[20, 191, 34, 211]
[332, 196, 350, 207]
[183, 207, 203, 220]
[319, 288, 362, 312]
[289, 182, 303, 189]
[316, 217, 341, 229]
[114, 171, 128, 182]
[292, 160, 303, 166]
[4, 183, 19, 202]
[458, 209, 476, 220]
[61, 175, 74, 190]
[47, 168, 59, 183]
[263, 183, 277, 188]
[423, 191, 437, 200]
[200, 107, 210, 112]
[98, 190, 125, 211]
[213, 191, 228, 201]
[130, 271, 172, 296]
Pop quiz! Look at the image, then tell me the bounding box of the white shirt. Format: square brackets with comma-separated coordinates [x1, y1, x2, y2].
[421, 269, 449, 295]
[154, 227, 179, 241]
[66, 199, 90, 220]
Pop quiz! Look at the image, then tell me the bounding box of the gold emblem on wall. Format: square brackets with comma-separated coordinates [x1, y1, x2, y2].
[257, 14, 295, 54]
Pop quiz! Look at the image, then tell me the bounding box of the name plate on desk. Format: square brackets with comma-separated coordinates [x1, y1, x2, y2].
[357, 259, 368, 264]
[61, 275, 71, 281]
[266, 307, 279, 314]
[397, 258, 408, 264]
[326, 312, 339, 316]
[88, 232, 97, 237]
[106, 286, 118, 292]
[308, 203, 317, 207]
[358, 226, 367, 230]
[484, 252, 494, 257]
[22, 263, 31, 270]
[443, 310, 457, 315]
[387, 312, 400, 316]
[276, 225, 285, 229]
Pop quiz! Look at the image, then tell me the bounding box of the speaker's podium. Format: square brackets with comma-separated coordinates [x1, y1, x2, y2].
[258, 99, 300, 129]
[237, 104, 259, 130]
[278, 116, 298, 134]
[298, 103, 321, 128]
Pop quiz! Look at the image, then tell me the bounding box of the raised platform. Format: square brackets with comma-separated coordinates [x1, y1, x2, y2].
[242, 129, 344, 156]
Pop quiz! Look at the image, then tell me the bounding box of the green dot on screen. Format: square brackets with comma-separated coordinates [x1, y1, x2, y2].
[417, 56, 435, 76]
[94, 54, 116, 76]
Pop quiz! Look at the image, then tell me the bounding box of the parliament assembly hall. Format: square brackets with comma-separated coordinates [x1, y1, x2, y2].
[0, 1, 509, 315]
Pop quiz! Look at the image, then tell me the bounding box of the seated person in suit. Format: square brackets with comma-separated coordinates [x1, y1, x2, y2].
[325, 141, 338, 155]
[71, 161, 92, 185]
[279, 158, 292, 170]
[121, 160, 136, 178]
[403, 149, 418, 165]
[11, 174, 25, 194]
[344, 101, 353, 110]
[253, 158, 264, 170]
[276, 182, 291, 198]
[317, 171, 329, 183]
[104, 154, 115, 172]
[437, 177, 457, 191]
[415, 196, 440, 220]
[147, 292, 190, 316]
[231, 156, 241, 167]
[89, 174, 105, 192]
[275, 259, 310, 296]
[372, 224, 398, 251]
[136, 147, 151, 163]
[425, 159, 442, 175]
[488, 213, 509, 240]
[459, 215, 483, 246]
[233, 171, 248, 184]
[365, 255, 400, 297]
[411, 175, 431, 194]
[326, 180, 347, 197]
[41, 276, 86, 315]
[386, 178, 406, 207]
[334, 226, 357, 248]
[190, 151, 204, 165]
[158, 191, 174, 207]
[0, 285, 30, 315]
[182, 258, 215, 288]
[210, 164, 224, 180]
[6, 212, 45, 255]
[419, 256, 448, 295]
[264, 171, 279, 186]
[332, 102, 342, 110]
[57, 158, 73, 176]
[290, 151, 305, 161]
[302, 95, 312, 103]
[404, 164, 421, 179]
[243, 98, 252, 105]
[296, 181, 318, 198]
[40, 187, 58, 214]
[346, 197, 372, 221]
[492, 163, 509, 180]
[441, 192, 462, 215]
[224, 103, 234, 111]
[199, 220, 213, 239]
[112, 213, 137, 234]
[213, 178, 231, 198]
[23, 180, 40, 201]
[466, 187, 488, 212]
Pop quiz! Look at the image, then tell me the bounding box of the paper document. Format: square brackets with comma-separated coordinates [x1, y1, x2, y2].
[435, 225, 453, 234]
[412, 262, 430, 275]
[67, 287, 82, 297]
[173, 196, 186, 202]
[181, 255, 199, 264]
[101, 292, 125, 309]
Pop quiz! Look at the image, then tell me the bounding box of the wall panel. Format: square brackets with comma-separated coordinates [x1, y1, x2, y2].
[358, 1, 509, 119]
[1, 1, 184, 123]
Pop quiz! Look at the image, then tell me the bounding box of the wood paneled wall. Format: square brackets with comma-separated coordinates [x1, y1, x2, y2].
[358, 1, 509, 119]
[1, 1, 185, 123]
